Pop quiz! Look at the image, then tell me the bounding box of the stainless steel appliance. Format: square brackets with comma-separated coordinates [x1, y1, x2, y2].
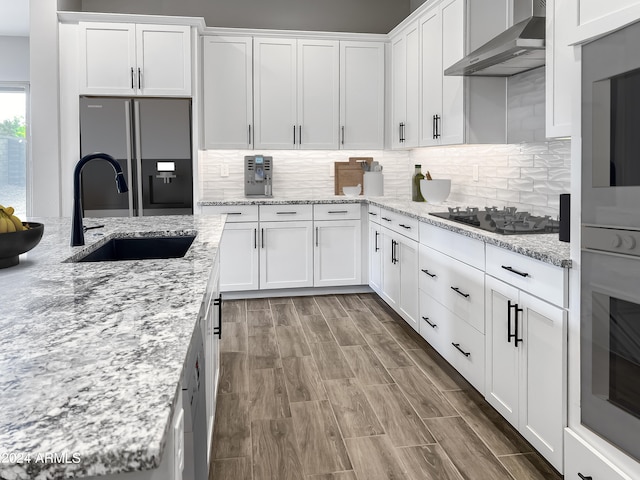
[581, 20, 640, 462]
[430, 206, 560, 235]
[244, 155, 272, 197]
[79, 97, 193, 217]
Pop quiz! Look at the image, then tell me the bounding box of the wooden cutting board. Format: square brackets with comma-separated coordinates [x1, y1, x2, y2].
[334, 157, 373, 195]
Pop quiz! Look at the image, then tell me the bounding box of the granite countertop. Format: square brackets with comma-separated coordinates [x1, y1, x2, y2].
[0, 215, 224, 480]
[199, 196, 572, 268]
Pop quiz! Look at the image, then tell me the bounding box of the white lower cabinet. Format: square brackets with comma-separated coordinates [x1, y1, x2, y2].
[204, 253, 221, 459]
[314, 219, 361, 287]
[564, 429, 632, 480]
[260, 221, 314, 289]
[486, 275, 566, 472]
[381, 226, 419, 332]
[218, 222, 259, 292]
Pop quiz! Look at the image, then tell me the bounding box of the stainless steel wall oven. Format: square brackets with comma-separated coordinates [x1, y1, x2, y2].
[582, 19, 640, 462]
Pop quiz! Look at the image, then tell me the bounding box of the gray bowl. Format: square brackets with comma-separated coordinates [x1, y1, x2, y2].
[0, 222, 45, 268]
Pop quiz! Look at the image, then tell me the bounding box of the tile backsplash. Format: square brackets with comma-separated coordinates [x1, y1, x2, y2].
[199, 139, 570, 217]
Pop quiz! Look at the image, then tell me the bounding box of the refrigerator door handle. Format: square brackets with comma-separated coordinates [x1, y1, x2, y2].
[124, 100, 135, 217]
[133, 100, 144, 216]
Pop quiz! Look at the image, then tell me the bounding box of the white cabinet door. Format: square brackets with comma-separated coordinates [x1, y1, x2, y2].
[546, 0, 574, 138]
[136, 24, 191, 96]
[254, 38, 297, 149]
[219, 222, 259, 292]
[519, 291, 566, 472]
[485, 275, 521, 427]
[397, 234, 419, 332]
[314, 220, 362, 287]
[79, 22, 137, 95]
[440, 0, 465, 146]
[205, 259, 220, 459]
[260, 221, 313, 289]
[298, 40, 340, 149]
[391, 21, 419, 149]
[381, 229, 400, 309]
[574, 0, 640, 42]
[340, 41, 385, 149]
[564, 429, 631, 480]
[203, 36, 253, 149]
[369, 222, 382, 294]
[419, 6, 442, 147]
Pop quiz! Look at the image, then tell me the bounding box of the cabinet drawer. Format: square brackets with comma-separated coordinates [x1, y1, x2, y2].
[564, 429, 632, 480]
[314, 203, 361, 220]
[486, 244, 567, 308]
[380, 208, 419, 241]
[367, 204, 381, 224]
[201, 205, 259, 222]
[419, 290, 451, 356]
[419, 221, 485, 270]
[260, 204, 313, 221]
[446, 313, 485, 394]
[419, 244, 485, 333]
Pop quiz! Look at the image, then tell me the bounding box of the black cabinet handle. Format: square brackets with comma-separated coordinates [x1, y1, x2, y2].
[391, 239, 398, 264]
[341, 126, 345, 145]
[254, 228, 257, 249]
[399, 122, 405, 143]
[422, 316, 437, 328]
[276, 211, 297, 215]
[368, 212, 377, 216]
[402, 123, 406, 142]
[514, 303, 523, 347]
[226, 212, 243, 215]
[131, 67, 135, 89]
[421, 269, 436, 278]
[299, 125, 302, 145]
[293, 125, 296, 145]
[261, 228, 265, 249]
[138, 67, 142, 89]
[577, 474, 592, 480]
[507, 300, 514, 343]
[328, 210, 348, 214]
[213, 294, 222, 339]
[399, 224, 411, 229]
[451, 286, 470, 298]
[501, 265, 529, 277]
[375, 230, 379, 252]
[248, 124, 252, 145]
[382, 217, 392, 222]
[452, 342, 470, 357]
[435, 114, 441, 138]
[316, 226, 319, 247]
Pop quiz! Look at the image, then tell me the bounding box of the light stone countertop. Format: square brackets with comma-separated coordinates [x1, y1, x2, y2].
[199, 196, 572, 268]
[0, 215, 224, 480]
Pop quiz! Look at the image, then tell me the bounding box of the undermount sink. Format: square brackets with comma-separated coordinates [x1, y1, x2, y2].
[76, 235, 196, 262]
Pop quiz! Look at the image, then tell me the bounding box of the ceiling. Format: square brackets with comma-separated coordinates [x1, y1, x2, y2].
[0, 0, 29, 37]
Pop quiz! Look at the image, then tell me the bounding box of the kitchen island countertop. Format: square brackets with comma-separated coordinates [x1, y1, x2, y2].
[0, 215, 224, 480]
[199, 196, 572, 268]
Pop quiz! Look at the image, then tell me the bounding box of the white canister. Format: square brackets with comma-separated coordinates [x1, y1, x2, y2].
[364, 171, 384, 196]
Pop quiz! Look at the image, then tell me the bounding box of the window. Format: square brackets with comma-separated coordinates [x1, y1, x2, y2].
[0, 85, 28, 218]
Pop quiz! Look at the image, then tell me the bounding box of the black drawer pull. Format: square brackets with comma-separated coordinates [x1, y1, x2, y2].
[226, 212, 243, 215]
[422, 316, 437, 328]
[399, 224, 411, 229]
[451, 286, 470, 298]
[421, 269, 436, 278]
[368, 212, 377, 216]
[382, 217, 392, 222]
[328, 210, 348, 214]
[276, 211, 298, 215]
[577, 474, 592, 480]
[213, 294, 223, 339]
[452, 343, 470, 357]
[501, 265, 529, 277]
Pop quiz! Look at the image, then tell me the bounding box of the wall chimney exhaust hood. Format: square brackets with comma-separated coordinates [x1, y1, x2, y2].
[444, 0, 546, 77]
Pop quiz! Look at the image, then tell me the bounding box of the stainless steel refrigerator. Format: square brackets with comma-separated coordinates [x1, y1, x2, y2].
[79, 96, 193, 217]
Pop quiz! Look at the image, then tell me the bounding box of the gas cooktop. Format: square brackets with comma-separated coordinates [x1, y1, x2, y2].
[430, 206, 561, 235]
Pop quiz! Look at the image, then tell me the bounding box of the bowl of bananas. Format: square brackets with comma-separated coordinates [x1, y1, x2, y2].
[0, 206, 44, 269]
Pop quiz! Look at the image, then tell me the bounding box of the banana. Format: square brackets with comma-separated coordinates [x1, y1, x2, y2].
[8, 214, 23, 232]
[0, 206, 24, 231]
[3, 206, 14, 216]
[0, 217, 8, 234]
[5, 218, 16, 233]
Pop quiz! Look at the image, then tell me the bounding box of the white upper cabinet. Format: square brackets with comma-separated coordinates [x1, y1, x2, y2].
[419, 0, 465, 146]
[253, 37, 298, 149]
[340, 41, 385, 150]
[572, 0, 640, 42]
[253, 38, 340, 150]
[546, 0, 574, 138]
[79, 22, 191, 96]
[203, 36, 253, 149]
[391, 21, 419, 149]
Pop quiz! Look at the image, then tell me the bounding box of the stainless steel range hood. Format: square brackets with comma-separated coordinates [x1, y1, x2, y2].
[444, 0, 546, 77]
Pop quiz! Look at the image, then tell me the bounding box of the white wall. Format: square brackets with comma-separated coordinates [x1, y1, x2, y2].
[29, 0, 61, 217]
[0, 36, 29, 82]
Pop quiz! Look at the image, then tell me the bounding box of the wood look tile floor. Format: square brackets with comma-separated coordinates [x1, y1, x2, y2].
[210, 294, 561, 480]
